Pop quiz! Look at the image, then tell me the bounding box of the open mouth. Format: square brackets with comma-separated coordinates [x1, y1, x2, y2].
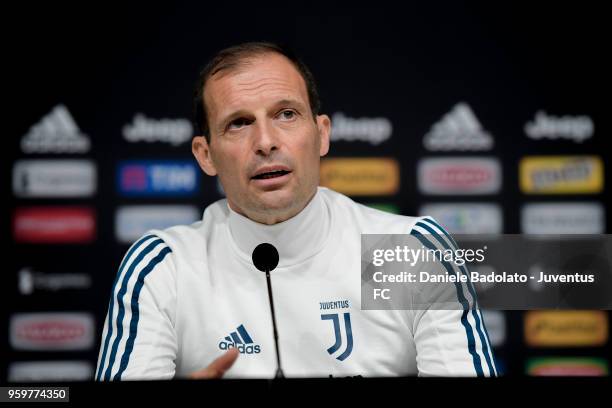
[251, 170, 291, 180]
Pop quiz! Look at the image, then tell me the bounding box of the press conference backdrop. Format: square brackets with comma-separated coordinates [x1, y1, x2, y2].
[5, 2, 611, 381]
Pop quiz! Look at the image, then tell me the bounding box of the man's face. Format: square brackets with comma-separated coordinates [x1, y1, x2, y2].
[192, 53, 330, 225]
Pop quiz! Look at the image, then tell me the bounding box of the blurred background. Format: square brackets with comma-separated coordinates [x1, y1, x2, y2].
[4, 1, 610, 381]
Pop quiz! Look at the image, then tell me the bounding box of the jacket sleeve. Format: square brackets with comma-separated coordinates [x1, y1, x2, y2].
[95, 234, 178, 381]
[409, 216, 497, 377]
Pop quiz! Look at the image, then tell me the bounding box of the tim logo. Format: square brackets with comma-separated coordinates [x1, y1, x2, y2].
[218, 324, 261, 355]
[117, 160, 199, 197]
[321, 313, 353, 361]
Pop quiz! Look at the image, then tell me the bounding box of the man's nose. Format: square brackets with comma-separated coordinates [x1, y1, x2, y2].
[252, 120, 279, 156]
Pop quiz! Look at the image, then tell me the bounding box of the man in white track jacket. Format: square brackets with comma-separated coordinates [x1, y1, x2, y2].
[96, 42, 496, 380]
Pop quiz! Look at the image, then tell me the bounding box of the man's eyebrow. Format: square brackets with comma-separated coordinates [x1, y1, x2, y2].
[272, 98, 306, 110]
[216, 99, 308, 132]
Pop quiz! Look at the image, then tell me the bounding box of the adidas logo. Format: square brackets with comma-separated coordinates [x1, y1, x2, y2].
[122, 113, 192, 146]
[21, 105, 91, 154]
[423, 102, 493, 151]
[218, 324, 261, 354]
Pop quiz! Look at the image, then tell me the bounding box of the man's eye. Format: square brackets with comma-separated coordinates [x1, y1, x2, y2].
[228, 118, 250, 130]
[279, 110, 296, 120]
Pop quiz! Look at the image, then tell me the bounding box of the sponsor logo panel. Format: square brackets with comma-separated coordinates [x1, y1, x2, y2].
[418, 157, 502, 195]
[519, 156, 603, 194]
[526, 357, 608, 376]
[13, 207, 96, 243]
[115, 205, 200, 244]
[10, 313, 95, 351]
[521, 202, 604, 234]
[18, 268, 92, 295]
[117, 160, 200, 196]
[320, 158, 399, 196]
[8, 361, 94, 382]
[524, 311, 608, 347]
[12, 159, 96, 198]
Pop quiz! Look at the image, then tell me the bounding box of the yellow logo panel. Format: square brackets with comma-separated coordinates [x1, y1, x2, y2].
[524, 311, 608, 347]
[519, 156, 603, 194]
[320, 158, 399, 196]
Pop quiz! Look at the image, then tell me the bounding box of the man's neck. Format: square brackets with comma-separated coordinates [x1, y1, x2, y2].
[227, 190, 317, 225]
[226, 187, 331, 267]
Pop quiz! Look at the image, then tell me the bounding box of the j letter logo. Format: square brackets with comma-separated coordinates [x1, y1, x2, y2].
[321, 313, 353, 361]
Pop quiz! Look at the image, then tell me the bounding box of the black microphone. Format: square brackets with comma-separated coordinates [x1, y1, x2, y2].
[251, 243, 284, 379]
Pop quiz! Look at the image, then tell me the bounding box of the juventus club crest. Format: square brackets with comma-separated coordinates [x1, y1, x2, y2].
[321, 312, 353, 361]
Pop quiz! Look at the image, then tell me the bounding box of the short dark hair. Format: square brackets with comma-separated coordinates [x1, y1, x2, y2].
[193, 42, 321, 142]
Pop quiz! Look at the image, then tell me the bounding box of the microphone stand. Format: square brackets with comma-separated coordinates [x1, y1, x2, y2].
[264, 267, 284, 379]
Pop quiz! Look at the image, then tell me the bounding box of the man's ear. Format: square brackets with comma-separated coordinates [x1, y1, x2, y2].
[192, 135, 218, 176]
[316, 114, 331, 157]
